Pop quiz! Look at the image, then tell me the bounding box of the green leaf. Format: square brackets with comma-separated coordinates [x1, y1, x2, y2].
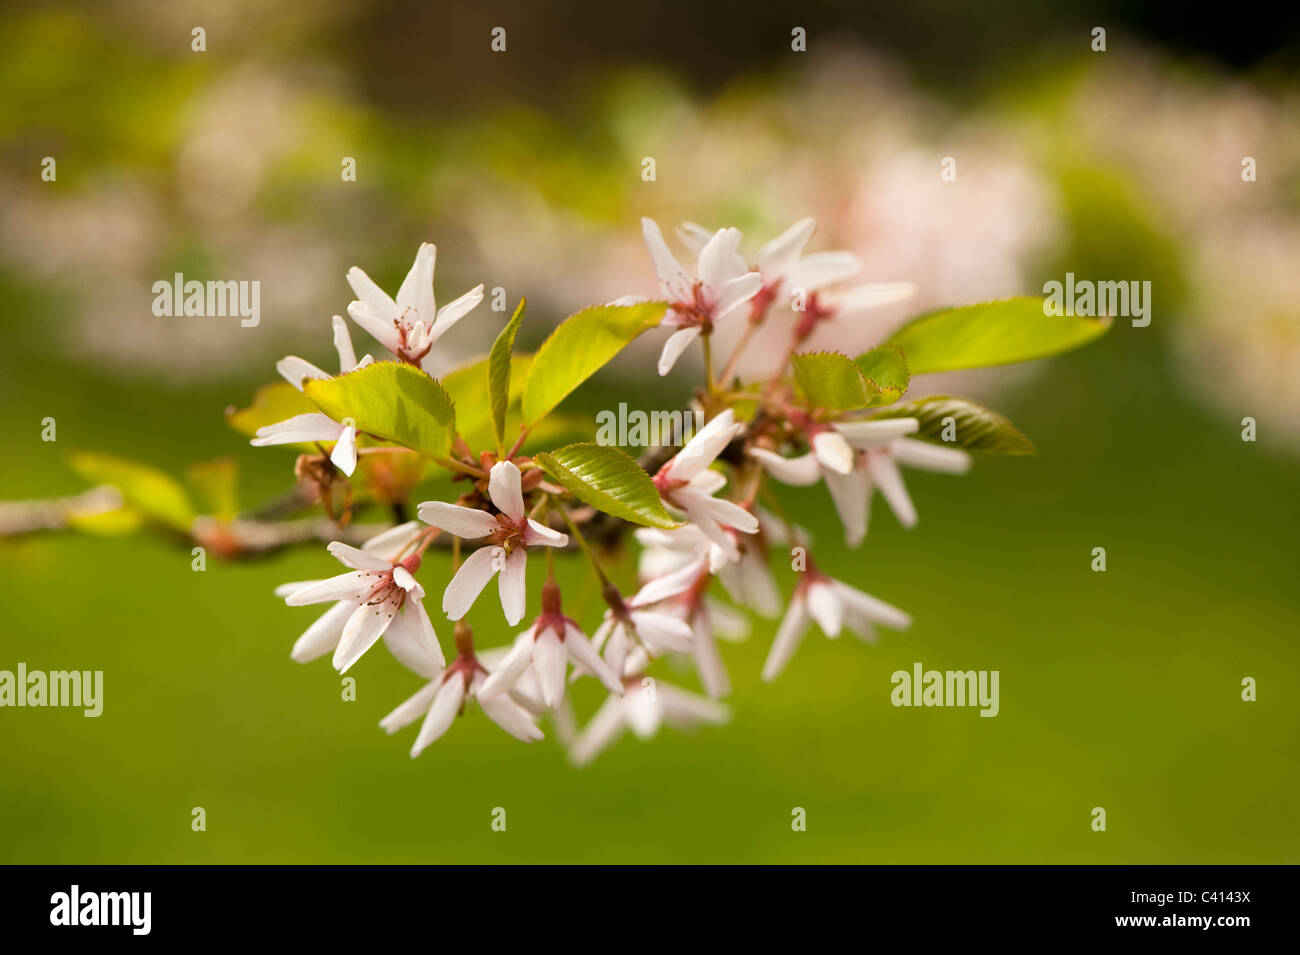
[226, 382, 317, 438]
[871, 396, 1036, 454]
[791, 351, 869, 411]
[489, 297, 527, 453]
[854, 345, 910, 407]
[522, 301, 666, 424]
[443, 353, 532, 452]
[885, 297, 1110, 373]
[304, 362, 455, 458]
[67, 451, 195, 530]
[535, 443, 679, 529]
[65, 506, 144, 537]
[187, 457, 239, 522]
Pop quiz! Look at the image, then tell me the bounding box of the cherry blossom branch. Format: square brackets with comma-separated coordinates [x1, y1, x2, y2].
[434, 456, 487, 479]
[0, 486, 124, 535]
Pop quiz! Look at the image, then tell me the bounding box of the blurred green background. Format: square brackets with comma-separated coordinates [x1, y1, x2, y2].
[2, 1, 1298, 862]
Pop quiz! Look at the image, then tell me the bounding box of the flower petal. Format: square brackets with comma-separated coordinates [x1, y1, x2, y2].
[563, 622, 623, 695]
[658, 326, 701, 376]
[488, 460, 525, 521]
[762, 596, 810, 682]
[641, 217, 692, 300]
[329, 424, 358, 476]
[251, 413, 342, 446]
[522, 519, 568, 548]
[360, 521, 424, 559]
[331, 314, 358, 371]
[698, 227, 745, 292]
[674, 221, 716, 257]
[442, 545, 501, 619]
[379, 679, 441, 734]
[630, 610, 694, 653]
[477, 628, 535, 700]
[711, 271, 763, 321]
[823, 463, 870, 549]
[333, 600, 396, 673]
[832, 581, 912, 631]
[657, 683, 731, 726]
[687, 468, 727, 495]
[430, 285, 484, 341]
[411, 675, 464, 756]
[718, 553, 781, 618]
[568, 694, 626, 766]
[283, 570, 372, 606]
[327, 541, 393, 572]
[677, 497, 742, 564]
[417, 501, 498, 539]
[748, 447, 821, 486]
[787, 251, 863, 292]
[892, 438, 972, 474]
[497, 546, 527, 626]
[687, 491, 759, 535]
[625, 683, 663, 739]
[533, 628, 568, 709]
[755, 217, 816, 279]
[631, 556, 703, 606]
[276, 356, 329, 391]
[382, 597, 445, 678]
[812, 430, 854, 475]
[391, 565, 419, 593]
[603, 622, 630, 678]
[865, 453, 917, 528]
[479, 690, 544, 743]
[692, 616, 730, 698]
[668, 409, 739, 481]
[395, 242, 436, 319]
[805, 580, 844, 638]
[833, 417, 919, 449]
[346, 300, 400, 353]
[290, 600, 355, 663]
[346, 265, 399, 323]
[274, 579, 321, 598]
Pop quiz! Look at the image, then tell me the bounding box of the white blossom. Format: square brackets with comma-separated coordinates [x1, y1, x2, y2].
[762, 566, 911, 682]
[637, 218, 762, 375]
[569, 677, 730, 767]
[274, 314, 369, 389]
[250, 316, 371, 475]
[588, 581, 695, 680]
[276, 521, 443, 677]
[750, 419, 969, 546]
[477, 582, 623, 708]
[678, 216, 864, 322]
[346, 242, 483, 372]
[417, 461, 567, 626]
[637, 520, 781, 619]
[678, 217, 912, 378]
[380, 653, 543, 757]
[653, 409, 759, 561]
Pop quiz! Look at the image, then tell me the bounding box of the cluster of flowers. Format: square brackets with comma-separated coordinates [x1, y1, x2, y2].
[262, 219, 972, 765]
